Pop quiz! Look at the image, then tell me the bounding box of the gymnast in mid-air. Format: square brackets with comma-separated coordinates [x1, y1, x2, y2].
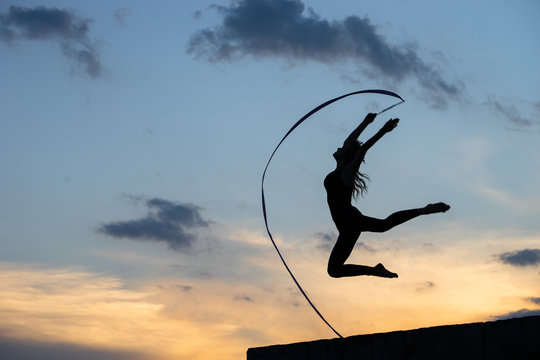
[324, 113, 450, 279]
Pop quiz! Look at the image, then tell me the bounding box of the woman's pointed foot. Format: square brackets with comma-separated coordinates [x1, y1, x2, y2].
[372, 263, 398, 278]
[423, 202, 450, 214]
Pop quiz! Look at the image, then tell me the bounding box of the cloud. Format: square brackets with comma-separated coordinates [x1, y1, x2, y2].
[0, 262, 260, 360]
[529, 297, 540, 305]
[176, 284, 193, 292]
[497, 249, 540, 267]
[187, 0, 462, 108]
[416, 281, 435, 292]
[492, 308, 540, 321]
[193, 11, 203, 20]
[485, 96, 534, 128]
[234, 295, 254, 302]
[0, 5, 101, 78]
[0, 337, 148, 360]
[98, 197, 210, 251]
[315, 231, 334, 251]
[0, 263, 162, 356]
[114, 8, 132, 25]
[315, 231, 374, 253]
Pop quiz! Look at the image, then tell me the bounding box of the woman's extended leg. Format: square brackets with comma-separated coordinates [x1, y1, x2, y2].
[326, 203, 449, 278]
[360, 202, 450, 233]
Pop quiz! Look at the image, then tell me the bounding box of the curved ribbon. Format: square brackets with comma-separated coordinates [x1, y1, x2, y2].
[261, 89, 404, 339]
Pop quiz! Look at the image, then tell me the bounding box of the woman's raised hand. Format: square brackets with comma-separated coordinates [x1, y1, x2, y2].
[363, 113, 377, 124]
[382, 118, 399, 132]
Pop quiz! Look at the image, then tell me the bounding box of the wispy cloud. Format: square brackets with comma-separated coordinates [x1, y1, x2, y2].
[187, 0, 463, 108]
[530, 297, 540, 305]
[315, 231, 334, 251]
[98, 197, 210, 252]
[0, 262, 268, 359]
[416, 281, 435, 292]
[534, 101, 540, 113]
[315, 231, 374, 252]
[176, 284, 193, 292]
[114, 8, 132, 26]
[0, 337, 148, 360]
[0, 263, 159, 357]
[485, 96, 535, 128]
[0, 5, 101, 78]
[497, 248, 540, 267]
[234, 295, 254, 302]
[2, 227, 538, 359]
[492, 308, 540, 321]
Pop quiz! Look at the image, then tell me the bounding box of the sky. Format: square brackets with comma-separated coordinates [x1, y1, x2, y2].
[1, 0, 539, 358]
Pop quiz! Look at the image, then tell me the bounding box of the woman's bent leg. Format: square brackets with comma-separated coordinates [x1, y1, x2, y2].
[327, 232, 397, 278]
[327, 232, 369, 278]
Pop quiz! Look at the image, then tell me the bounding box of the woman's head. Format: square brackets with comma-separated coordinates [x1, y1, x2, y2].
[333, 141, 360, 163]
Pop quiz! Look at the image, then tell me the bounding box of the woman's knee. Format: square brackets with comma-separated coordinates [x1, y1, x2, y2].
[327, 262, 344, 278]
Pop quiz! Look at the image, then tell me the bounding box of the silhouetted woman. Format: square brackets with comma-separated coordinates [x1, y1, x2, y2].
[324, 113, 450, 278]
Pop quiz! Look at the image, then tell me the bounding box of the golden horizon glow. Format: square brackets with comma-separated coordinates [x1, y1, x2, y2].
[1, 226, 538, 359]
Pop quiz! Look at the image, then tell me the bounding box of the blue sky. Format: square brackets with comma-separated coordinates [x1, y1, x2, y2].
[1, 1, 539, 359]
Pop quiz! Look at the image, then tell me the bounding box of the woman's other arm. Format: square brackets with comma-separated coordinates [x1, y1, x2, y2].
[344, 113, 377, 145]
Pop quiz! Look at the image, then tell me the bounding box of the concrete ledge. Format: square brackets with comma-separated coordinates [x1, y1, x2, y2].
[247, 315, 540, 359]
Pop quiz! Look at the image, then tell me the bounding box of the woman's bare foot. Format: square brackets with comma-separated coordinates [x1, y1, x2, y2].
[423, 202, 450, 215]
[372, 263, 398, 278]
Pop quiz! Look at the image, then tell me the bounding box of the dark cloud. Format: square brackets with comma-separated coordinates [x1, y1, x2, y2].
[534, 100, 540, 113]
[0, 5, 101, 78]
[176, 284, 193, 292]
[98, 197, 210, 252]
[492, 308, 540, 321]
[416, 281, 435, 292]
[193, 10, 203, 20]
[315, 231, 374, 253]
[0, 336, 148, 360]
[286, 287, 301, 307]
[315, 231, 334, 251]
[157, 283, 193, 292]
[529, 297, 540, 305]
[234, 295, 254, 302]
[114, 8, 132, 25]
[187, 0, 463, 108]
[485, 96, 534, 128]
[497, 249, 540, 267]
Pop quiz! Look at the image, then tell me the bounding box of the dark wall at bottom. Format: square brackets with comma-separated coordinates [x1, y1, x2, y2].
[247, 315, 540, 360]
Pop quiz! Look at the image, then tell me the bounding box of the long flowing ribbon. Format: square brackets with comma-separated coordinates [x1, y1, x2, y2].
[261, 89, 404, 338]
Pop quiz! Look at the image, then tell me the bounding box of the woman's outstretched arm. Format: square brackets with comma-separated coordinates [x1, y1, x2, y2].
[361, 118, 399, 152]
[342, 118, 399, 180]
[344, 113, 377, 145]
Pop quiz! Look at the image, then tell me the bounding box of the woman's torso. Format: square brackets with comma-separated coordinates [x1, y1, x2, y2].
[324, 170, 359, 227]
